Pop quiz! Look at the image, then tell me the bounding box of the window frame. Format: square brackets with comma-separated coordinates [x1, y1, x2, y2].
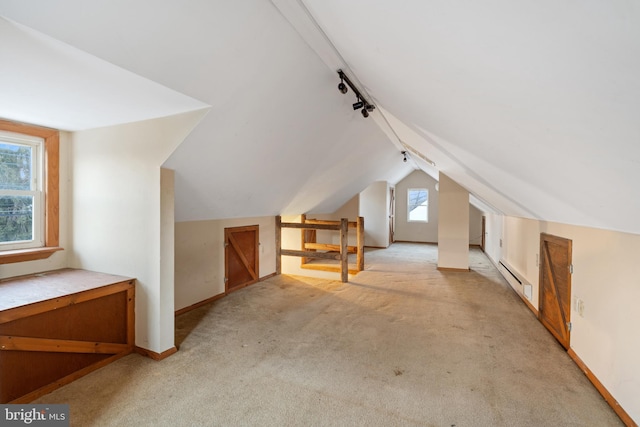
[0, 132, 45, 250]
[0, 119, 61, 264]
[407, 187, 429, 223]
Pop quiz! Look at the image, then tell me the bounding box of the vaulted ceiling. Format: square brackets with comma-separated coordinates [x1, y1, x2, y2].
[1, 1, 638, 234]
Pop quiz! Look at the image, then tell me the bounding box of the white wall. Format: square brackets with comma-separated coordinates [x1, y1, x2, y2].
[174, 216, 276, 311]
[281, 215, 347, 281]
[280, 196, 366, 281]
[494, 216, 640, 424]
[469, 205, 483, 245]
[69, 110, 206, 353]
[394, 170, 439, 243]
[0, 131, 71, 279]
[483, 212, 503, 264]
[159, 168, 175, 350]
[437, 173, 469, 270]
[311, 195, 359, 247]
[359, 181, 390, 248]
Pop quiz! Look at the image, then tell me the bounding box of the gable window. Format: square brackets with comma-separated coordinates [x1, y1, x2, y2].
[0, 120, 61, 264]
[408, 188, 428, 222]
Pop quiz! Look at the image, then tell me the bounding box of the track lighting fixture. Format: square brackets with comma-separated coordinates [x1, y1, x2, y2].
[338, 75, 348, 94]
[337, 69, 375, 118]
[352, 96, 364, 110]
[402, 151, 408, 162]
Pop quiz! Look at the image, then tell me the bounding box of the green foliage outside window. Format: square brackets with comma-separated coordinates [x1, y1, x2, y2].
[0, 143, 34, 243]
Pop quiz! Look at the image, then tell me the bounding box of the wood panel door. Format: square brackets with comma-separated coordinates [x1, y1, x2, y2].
[225, 225, 259, 294]
[538, 233, 572, 349]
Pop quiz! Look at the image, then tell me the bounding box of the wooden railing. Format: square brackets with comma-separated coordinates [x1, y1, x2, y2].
[275, 215, 364, 283]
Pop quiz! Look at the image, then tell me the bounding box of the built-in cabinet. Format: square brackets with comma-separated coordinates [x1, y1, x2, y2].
[0, 269, 135, 403]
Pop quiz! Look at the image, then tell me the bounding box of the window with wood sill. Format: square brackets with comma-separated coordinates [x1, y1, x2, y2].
[0, 120, 61, 264]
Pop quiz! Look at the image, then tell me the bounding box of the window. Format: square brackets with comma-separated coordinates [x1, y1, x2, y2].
[0, 132, 44, 250]
[0, 120, 61, 264]
[408, 188, 428, 222]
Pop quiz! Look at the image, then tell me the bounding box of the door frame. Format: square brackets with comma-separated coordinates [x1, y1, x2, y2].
[538, 232, 572, 349]
[480, 216, 486, 252]
[224, 225, 259, 294]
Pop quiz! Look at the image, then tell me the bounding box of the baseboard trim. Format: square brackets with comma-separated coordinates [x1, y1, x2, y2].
[486, 254, 633, 425]
[175, 293, 225, 316]
[260, 272, 278, 281]
[567, 349, 636, 427]
[517, 290, 538, 316]
[393, 240, 437, 245]
[437, 266, 471, 272]
[175, 272, 278, 317]
[134, 346, 178, 361]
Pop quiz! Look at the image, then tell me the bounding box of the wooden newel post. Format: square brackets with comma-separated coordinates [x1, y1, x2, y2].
[300, 214, 307, 265]
[340, 218, 348, 283]
[275, 215, 281, 275]
[357, 216, 364, 272]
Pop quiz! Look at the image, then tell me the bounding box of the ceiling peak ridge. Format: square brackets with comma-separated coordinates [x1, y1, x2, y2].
[270, 0, 417, 158]
[270, 0, 373, 105]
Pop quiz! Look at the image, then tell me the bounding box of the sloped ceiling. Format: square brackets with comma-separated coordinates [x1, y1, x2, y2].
[0, 17, 208, 130]
[0, 0, 412, 221]
[294, 0, 640, 234]
[1, 1, 639, 234]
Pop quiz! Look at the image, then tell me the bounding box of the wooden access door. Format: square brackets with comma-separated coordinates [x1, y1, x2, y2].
[538, 233, 572, 349]
[225, 225, 259, 294]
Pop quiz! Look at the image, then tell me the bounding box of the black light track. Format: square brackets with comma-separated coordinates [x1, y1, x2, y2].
[337, 69, 375, 117]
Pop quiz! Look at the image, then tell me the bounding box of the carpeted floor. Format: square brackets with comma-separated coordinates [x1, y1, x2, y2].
[33, 243, 623, 426]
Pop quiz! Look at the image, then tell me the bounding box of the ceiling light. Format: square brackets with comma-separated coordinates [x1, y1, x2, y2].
[338, 79, 348, 94]
[402, 151, 408, 162]
[337, 69, 375, 119]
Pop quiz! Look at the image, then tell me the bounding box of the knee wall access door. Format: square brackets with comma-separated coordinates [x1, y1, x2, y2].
[538, 233, 572, 350]
[225, 225, 259, 294]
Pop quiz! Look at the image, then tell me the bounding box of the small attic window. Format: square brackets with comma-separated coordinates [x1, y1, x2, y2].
[0, 132, 44, 250]
[408, 188, 428, 222]
[0, 120, 61, 264]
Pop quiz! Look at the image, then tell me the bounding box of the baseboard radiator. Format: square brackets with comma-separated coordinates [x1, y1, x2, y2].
[499, 260, 533, 301]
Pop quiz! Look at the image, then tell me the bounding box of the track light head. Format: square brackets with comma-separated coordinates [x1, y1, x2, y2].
[337, 69, 375, 119]
[402, 151, 408, 162]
